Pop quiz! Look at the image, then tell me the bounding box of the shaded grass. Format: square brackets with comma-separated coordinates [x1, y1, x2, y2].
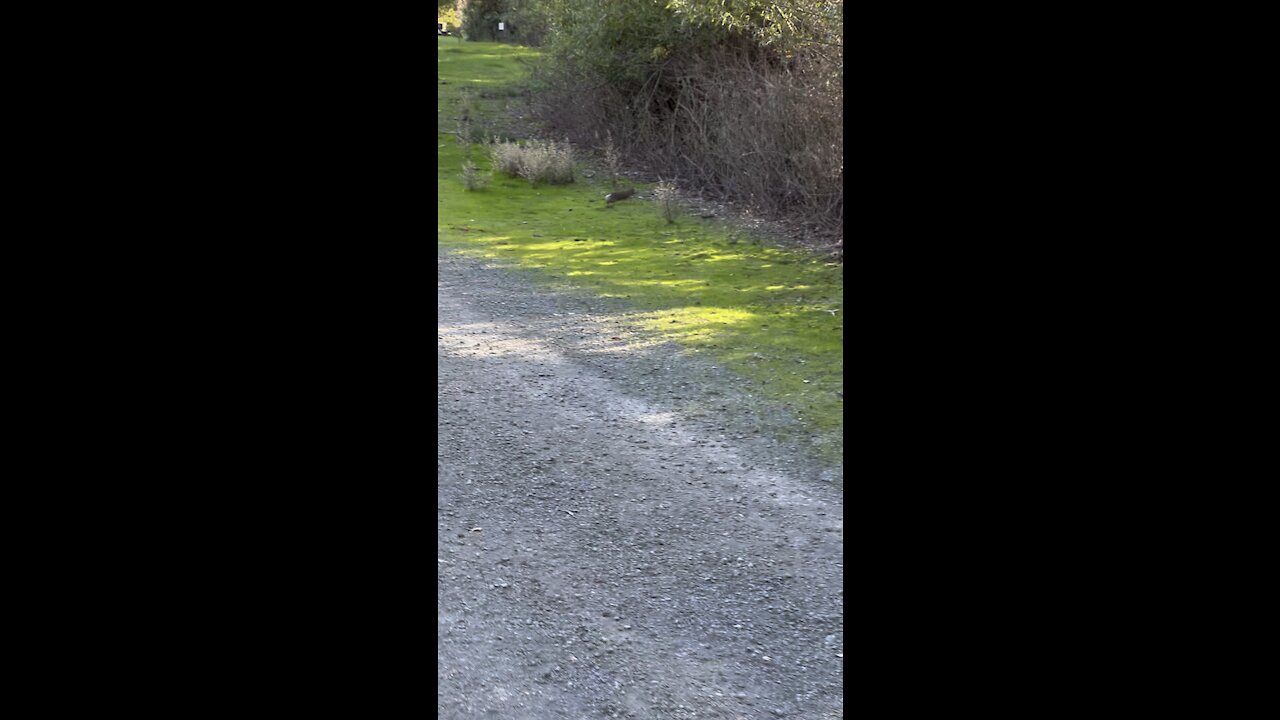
[438, 37, 539, 135]
[438, 39, 843, 460]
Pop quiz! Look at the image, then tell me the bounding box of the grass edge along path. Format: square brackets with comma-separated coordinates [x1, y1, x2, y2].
[438, 38, 843, 463]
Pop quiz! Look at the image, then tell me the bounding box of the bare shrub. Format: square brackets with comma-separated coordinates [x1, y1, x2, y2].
[489, 139, 575, 186]
[460, 160, 489, 191]
[456, 117, 474, 160]
[654, 180, 678, 223]
[664, 46, 843, 236]
[456, 116, 494, 153]
[453, 90, 499, 153]
[527, 55, 627, 148]
[602, 131, 623, 189]
[530, 32, 843, 244]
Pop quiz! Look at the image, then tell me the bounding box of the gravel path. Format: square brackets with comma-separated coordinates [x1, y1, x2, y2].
[438, 247, 843, 719]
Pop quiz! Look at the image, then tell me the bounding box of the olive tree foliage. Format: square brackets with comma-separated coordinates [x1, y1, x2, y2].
[535, 1, 726, 87]
[664, 1, 842, 52]
[666, 0, 843, 124]
[532, 0, 841, 100]
[665, 0, 842, 97]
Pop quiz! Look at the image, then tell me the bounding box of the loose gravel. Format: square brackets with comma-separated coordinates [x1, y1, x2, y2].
[438, 247, 843, 719]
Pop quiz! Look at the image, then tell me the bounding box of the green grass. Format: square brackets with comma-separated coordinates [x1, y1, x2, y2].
[438, 38, 843, 462]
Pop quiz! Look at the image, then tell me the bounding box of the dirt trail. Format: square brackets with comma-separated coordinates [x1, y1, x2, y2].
[438, 248, 843, 719]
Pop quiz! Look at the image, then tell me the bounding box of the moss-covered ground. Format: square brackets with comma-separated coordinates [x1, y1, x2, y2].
[438, 37, 843, 461]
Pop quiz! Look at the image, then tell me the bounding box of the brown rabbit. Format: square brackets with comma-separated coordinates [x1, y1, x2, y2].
[604, 187, 636, 205]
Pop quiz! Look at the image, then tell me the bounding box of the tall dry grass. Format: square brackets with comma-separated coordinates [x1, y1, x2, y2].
[489, 139, 576, 186]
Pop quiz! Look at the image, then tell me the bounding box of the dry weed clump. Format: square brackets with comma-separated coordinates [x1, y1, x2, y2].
[489, 140, 524, 176]
[654, 180, 678, 223]
[489, 139, 575, 186]
[460, 160, 489, 191]
[602, 132, 623, 189]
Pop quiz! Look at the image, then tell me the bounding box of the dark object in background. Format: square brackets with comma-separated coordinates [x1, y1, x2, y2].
[605, 188, 635, 205]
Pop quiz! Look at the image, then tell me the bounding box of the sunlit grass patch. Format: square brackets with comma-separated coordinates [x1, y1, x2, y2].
[633, 306, 759, 339]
